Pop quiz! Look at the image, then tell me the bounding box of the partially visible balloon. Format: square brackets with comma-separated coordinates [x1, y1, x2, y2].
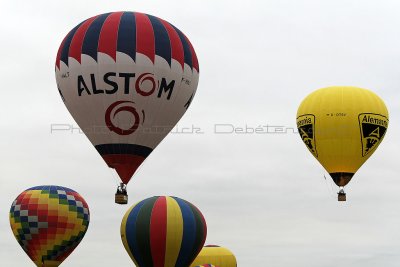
[55, 12, 200, 201]
[9, 185, 90, 267]
[195, 265, 218, 267]
[296, 86, 389, 200]
[121, 196, 207, 267]
[190, 245, 237, 267]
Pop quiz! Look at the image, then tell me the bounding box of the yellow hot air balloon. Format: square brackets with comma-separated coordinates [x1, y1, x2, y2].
[190, 245, 237, 267]
[296, 86, 389, 201]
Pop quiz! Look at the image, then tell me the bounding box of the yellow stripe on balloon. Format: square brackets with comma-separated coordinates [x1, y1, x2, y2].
[120, 202, 139, 266]
[164, 196, 183, 267]
[190, 246, 237, 267]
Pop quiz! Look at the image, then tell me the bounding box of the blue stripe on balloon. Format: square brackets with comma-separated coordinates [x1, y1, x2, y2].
[172, 197, 197, 267]
[147, 15, 171, 66]
[117, 12, 136, 62]
[125, 200, 146, 267]
[60, 22, 83, 66]
[28, 186, 42, 190]
[42, 185, 51, 191]
[82, 13, 111, 61]
[171, 25, 192, 69]
[27, 185, 74, 192]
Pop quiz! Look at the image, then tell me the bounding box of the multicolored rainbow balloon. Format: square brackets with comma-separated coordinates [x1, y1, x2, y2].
[9, 185, 90, 267]
[121, 196, 207, 267]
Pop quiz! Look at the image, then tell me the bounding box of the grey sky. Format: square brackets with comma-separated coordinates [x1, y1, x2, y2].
[1, 0, 400, 266]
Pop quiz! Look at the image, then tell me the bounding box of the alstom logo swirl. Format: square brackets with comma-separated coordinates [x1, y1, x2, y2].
[135, 73, 159, 96]
[105, 101, 144, 135]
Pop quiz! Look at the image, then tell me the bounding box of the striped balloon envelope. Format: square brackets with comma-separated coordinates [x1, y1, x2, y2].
[9, 186, 90, 267]
[190, 245, 237, 267]
[55, 12, 199, 191]
[121, 196, 207, 267]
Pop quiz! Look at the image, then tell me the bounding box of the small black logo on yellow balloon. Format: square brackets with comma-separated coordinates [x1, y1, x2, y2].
[358, 113, 388, 157]
[297, 114, 318, 157]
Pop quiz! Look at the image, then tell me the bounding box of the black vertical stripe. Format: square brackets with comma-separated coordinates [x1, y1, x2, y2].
[82, 13, 111, 61]
[135, 196, 158, 267]
[147, 15, 171, 66]
[171, 25, 193, 69]
[60, 22, 84, 66]
[186, 201, 206, 265]
[117, 12, 137, 61]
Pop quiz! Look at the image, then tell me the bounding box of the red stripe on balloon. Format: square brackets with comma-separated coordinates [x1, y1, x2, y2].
[135, 13, 155, 63]
[55, 36, 67, 69]
[69, 16, 98, 64]
[98, 12, 123, 61]
[185, 35, 199, 72]
[150, 196, 167, 267]
[159, 19, 184, 70]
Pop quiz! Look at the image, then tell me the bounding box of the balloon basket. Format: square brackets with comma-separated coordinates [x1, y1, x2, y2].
[115, 193, 128, 205]
[338, 192, 346, 202]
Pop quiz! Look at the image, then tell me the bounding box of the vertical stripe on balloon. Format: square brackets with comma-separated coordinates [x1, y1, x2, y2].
[159, 19, 185, 70]
[188, 202, 207, 257]
[69, 16, 98, 64]
[56, 36, 67, 69]
[164, 197, 183, 266]
[171, 25, 193, 70]
[173, 197, 197, 267]
[124, 200, 147, 267]
[117, 12, 137, 62]
[150, 196, 167, 267]
[185, 35, 199, 72]
[135, 197, 157, 267]
[98, 12, 123, 61]
[135, 13, 155, 63]
[147, 15, 171, 66]
[60, 22, 83, 67]
[82, 13, 111, 61]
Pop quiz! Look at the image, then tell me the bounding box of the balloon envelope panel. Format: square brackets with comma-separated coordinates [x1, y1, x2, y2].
[9, 186, 90, 267]
[296, 86, 388, 186]
[190, 246, 237, 267]
[121, 196, 207, 267]
[55, 12, 199, 184]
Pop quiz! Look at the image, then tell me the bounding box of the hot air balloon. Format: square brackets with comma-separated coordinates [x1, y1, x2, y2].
[55, 12, 199, 204]
[121, 196, 207, 267]
[190, 245, 237, 267]
[9, 185, 90, 267]
[296, 86, 389, 201]
[195, 265, 218, 267]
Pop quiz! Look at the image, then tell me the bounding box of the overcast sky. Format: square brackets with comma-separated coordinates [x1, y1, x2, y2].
[2, 0, 400, 266]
